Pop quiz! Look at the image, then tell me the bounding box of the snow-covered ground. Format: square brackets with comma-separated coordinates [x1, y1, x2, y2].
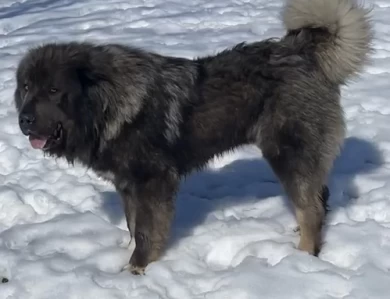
[0, 0, 390, 298]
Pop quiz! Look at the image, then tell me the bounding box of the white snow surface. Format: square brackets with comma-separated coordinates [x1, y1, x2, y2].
[0, 0, 390, 298]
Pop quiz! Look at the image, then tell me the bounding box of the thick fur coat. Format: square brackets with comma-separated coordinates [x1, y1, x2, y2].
[14, 0, 373, 274]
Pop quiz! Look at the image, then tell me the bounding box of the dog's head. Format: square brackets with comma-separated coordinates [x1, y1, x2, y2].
[13, 43, 124, 161]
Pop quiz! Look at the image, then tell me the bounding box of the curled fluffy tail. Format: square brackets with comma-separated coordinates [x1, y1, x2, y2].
[282, 0, 373, 84]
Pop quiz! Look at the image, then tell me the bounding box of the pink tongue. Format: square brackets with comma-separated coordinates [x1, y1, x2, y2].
[29, 136, 48, 149]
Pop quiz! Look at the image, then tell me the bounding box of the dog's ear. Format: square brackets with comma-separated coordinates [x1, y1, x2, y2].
[74, 61, 119, 136]
[76, 64, 109, 88]
[72, 50, 143, 141]
[76, 66, 94, 87]
[75, 59, 113, 106]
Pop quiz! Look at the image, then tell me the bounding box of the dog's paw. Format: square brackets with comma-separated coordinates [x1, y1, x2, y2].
[122, 264, 145, 276]
[293, 226, 300, 234]
[1, 277, 8, 283]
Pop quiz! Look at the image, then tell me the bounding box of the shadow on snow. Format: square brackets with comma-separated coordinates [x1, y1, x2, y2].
[100, 136, 384, 251]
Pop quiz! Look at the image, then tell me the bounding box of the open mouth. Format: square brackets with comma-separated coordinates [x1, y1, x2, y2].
[28, 123, 63, 150]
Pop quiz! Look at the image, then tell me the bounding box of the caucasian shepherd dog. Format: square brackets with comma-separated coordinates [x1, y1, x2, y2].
[14, 0, 372, 274]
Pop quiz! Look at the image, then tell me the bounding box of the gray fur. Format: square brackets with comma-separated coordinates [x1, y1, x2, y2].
[14, 0, 373, 274]
[99, 45, 151, 140]
[164, 99, 182, 143]
[282, 0, 374, 84]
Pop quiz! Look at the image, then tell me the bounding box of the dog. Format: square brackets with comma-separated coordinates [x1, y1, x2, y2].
[14, 0, 373, 275]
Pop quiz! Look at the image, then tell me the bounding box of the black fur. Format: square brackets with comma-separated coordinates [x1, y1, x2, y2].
[14, 0, 372, 274]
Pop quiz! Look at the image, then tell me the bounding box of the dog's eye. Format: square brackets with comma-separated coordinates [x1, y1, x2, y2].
[50, 88, 58, 94]
[23, 84, 28, 91]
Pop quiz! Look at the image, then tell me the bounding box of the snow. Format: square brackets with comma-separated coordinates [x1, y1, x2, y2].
[0, 0, 389, 298]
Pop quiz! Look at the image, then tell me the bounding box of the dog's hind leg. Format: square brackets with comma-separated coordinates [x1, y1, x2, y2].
[292, 183, 329, 255]
[293, 186, 329, 235]
[266, 156, 329, 255]
[259, 122, 334, 256]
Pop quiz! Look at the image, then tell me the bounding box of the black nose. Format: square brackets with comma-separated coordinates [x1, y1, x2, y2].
[19, 113, 35, 135]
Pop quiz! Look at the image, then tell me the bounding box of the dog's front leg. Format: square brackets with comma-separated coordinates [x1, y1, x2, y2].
[120, 171, 179, 275]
